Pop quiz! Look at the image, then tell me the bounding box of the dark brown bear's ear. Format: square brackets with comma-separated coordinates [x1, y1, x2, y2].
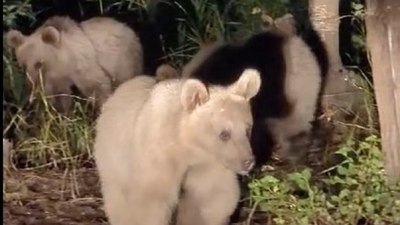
[273, 13, 297, 37]
[230, 69, 261, 101]
[41, 26, 61, 47]
[6, 30, 26, 49]
[181, 79, 209, 112]
[155, 64, 180, 82]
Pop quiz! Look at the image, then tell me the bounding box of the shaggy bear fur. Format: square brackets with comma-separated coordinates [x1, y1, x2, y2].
[94, 69, 261, 225]
[6, 16, 143, 113]
[182, 14, 329, 164]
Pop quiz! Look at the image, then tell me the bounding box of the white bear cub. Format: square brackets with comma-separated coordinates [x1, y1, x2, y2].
[6, 16, 143, 113]
[94, 69, 261, 225]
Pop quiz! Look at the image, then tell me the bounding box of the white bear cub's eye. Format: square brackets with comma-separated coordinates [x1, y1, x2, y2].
[34, 61, 43, 70]
[219, 129, 231, 142]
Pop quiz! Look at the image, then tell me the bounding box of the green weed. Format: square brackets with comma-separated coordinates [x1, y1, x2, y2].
[248, 135, 400, 225]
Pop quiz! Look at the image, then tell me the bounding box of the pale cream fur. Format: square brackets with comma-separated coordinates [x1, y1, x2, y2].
[266, 15, 321, 158]
[94, 69, 261, 225]
[6, 16, 143, 113]
[176, 162, 240, 225]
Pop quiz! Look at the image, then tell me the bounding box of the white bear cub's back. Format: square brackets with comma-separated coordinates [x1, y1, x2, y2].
[82, 17, 144, 85]
[95, 76, 156, 183]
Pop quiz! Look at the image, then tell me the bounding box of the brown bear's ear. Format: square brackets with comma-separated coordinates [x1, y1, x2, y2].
[6, 30, 26, 49]
[273, 13, 297, 37]
[155, 64, 180, 82]
[181, 79, 209, 112]
[230, 69, 261, 101]
[41, 26, 61, 46]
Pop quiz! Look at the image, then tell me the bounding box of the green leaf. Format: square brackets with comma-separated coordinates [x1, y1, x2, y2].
[259, 175, 280, 184]
[337, 165, 348, 176]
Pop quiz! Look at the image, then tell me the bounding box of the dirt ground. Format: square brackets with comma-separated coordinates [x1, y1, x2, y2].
[3, 167, 260, 225]
[1, 129, 338, 225]
[3, 167, 262, 225]
[2, 103, 359, 225]
[3, 168, 108, 225]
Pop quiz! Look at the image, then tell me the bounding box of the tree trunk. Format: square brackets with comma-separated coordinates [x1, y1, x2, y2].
[3, 138, 12, 168]
[365, 0, 400, 185]
[309, 0, 341, 75]
[309, 0, 368, 122]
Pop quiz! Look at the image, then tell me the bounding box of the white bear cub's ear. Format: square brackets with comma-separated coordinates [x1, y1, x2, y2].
[6, 30, 26, 49]
[181, 79, 210, 112]
[230, 69, 261, 101]
[41, 26, 61, 46]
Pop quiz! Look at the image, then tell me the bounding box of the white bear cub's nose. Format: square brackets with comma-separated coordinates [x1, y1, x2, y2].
[242, 157, 255, 174]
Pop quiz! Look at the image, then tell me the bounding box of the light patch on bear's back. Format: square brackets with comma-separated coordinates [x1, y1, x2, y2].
[132, 79, 184, 148]
[81, 17, 143, 83]
[277, 35, 321, 137]
[152, 79, 182, 100]
[284, 36, 320, 100]
[144, 79, 183, 120]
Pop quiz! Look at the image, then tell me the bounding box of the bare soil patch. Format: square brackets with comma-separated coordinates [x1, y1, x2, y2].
[3, 168, 107, 225]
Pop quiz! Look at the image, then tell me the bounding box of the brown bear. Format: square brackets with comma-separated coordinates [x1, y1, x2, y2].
[94, 69, 261, 225]
[181, 13, 329, 162]
[6, 16, 143, 113]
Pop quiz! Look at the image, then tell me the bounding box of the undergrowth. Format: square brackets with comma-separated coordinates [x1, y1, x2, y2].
[248, 135, 400, 225]
[244, 2, 400, 224]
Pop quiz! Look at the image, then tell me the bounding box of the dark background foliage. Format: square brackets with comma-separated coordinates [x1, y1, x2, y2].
[3, 0, 369, 75]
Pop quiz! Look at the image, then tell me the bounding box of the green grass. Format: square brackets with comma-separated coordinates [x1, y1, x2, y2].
[3, 58, 95, 169]
[3, 1, 400, 224]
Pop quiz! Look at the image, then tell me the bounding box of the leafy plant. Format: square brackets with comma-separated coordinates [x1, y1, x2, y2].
[248, 135, 400, 225]
[3, 0, 35, 28]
